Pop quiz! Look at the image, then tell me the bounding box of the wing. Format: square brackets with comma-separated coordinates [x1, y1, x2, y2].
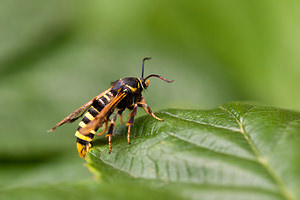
[78, 92, 127, 135]
[48, 87, 113, 132]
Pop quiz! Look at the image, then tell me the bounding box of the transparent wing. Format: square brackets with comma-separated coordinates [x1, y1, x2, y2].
[48, 87, 113, 132]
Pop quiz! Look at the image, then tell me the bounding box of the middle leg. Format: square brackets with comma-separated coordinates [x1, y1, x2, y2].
[126, 104, 138, 144]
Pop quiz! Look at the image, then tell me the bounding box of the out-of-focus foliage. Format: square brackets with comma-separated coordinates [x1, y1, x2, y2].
[1, 0, 300, 199]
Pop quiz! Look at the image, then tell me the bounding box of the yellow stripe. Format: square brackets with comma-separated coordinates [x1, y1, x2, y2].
[98, 98, 105, 104]
[126, 85, 137, 92]
[85, 112, 95, 121]
[137, 78, 143, 88]
[75, 131, 93, 142]
[91, 106, 100, 113]
[103, 94, 110, 101]
[79, 121, 87, 128]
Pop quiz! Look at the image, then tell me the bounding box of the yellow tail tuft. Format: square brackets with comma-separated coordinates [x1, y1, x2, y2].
[76, 142, 92, 158]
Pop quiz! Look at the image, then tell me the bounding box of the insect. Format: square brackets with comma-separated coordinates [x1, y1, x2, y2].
[48, 58, 173, 158]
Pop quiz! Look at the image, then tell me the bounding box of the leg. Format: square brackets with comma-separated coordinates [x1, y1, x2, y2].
[139, 96, 149, 114]
[117, 108, 125, 124]
[126, 104, 138, 144]
[97, 119, 108, 136]
[105, 111, 119, 153]
[98, 108, 124, 136]
[137, 100, 163, 121]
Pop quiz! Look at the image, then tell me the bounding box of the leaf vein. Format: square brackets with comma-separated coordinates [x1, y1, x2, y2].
[219, 105, 294, 200]
[165, 131, 257, 162]
[161, 111, 241, 132]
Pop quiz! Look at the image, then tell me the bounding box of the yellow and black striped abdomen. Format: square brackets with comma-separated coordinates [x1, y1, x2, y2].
[75, 90, 115, 157]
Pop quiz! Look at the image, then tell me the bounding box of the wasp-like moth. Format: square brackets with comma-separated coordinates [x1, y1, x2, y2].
[48, 58, 173, 158]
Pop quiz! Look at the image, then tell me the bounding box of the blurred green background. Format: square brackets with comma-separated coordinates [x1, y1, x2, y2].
[1, 0, 300, 198]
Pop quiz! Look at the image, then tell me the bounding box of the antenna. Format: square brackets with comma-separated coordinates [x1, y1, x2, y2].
[142, 57, 152, 78]
[144, 74, 174, 83]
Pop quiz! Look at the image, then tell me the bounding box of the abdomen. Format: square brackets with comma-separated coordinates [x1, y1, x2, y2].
[75, 90, 115, 157]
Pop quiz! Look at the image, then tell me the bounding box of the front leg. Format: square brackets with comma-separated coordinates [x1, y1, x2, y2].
[137, 97, 163, 121]
[125, 98, 163, 145]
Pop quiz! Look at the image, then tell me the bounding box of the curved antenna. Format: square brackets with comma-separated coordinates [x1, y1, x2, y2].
[144, 74, 174, 83]
[142, 57, 152, 78]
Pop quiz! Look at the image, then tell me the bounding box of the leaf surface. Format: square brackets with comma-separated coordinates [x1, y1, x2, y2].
[87, 102, 300, 200]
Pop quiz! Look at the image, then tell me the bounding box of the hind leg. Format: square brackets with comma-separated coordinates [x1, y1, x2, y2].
[97, 120, 109, 136]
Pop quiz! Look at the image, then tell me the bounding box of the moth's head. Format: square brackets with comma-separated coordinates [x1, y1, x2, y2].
[140, 57, 173, 89]
[139, 77, 150, 89]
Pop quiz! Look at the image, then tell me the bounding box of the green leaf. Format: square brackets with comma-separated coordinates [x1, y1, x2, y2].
[87, 102, 300, 200]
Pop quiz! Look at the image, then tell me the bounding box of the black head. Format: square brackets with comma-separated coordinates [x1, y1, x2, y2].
[140, 57, 174, 89]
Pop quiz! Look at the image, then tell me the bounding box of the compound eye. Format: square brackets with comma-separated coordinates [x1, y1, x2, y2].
[145, 79, 150, 87]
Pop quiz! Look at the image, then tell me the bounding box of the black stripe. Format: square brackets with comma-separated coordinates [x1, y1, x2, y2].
[100, 96, 108, 104]
[92, 99, 105, 111]
[86, 133, 94, 139]
[77, 125, 82, 131]
[111, 90, 117, 96]
[107, 91, 116, 98]
[89, 107, 99, 117]
[76, 137, 89, 145]
[106, 92, 112, 98]
[82, 116, 90, 124]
